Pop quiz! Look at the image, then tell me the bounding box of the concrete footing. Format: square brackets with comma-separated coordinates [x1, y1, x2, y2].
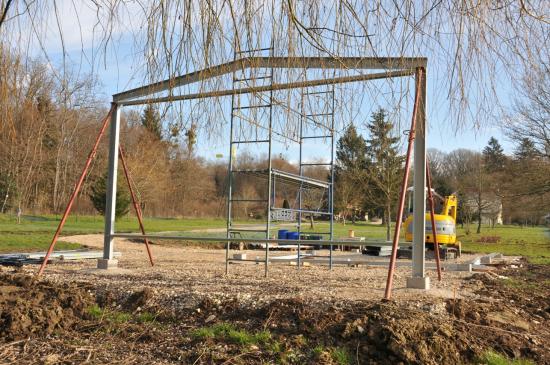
[97, 259, 118, 269]
[444, 263, 472, 272]
[406, 276, 430, 290]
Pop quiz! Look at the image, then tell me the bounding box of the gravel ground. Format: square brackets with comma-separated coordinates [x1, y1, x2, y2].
[4, 236, 546, 364]
[25, 234, 483, 307]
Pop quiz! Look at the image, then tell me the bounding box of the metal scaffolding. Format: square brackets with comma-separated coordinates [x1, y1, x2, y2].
[224, 42, 337, 276]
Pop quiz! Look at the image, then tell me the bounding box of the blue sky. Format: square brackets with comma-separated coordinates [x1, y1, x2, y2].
[84, 53, 513, 161]
[18, 0, 515, 161]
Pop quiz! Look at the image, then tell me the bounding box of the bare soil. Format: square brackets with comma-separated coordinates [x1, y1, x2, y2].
[0, 235, 548, 364]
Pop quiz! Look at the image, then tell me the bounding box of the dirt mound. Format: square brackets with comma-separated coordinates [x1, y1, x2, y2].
[0, 273, 94, 340]
[233, 300, 463, 364]
[1, 265, 547, 364]
[189, 295, 546, 364]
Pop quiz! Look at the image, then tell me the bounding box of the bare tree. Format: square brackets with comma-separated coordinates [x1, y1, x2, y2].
[1, 0, 548, 136]
[504, 62, 550, 158]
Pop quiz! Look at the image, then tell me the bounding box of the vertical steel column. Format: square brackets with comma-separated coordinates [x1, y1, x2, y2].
[412, 68, 427, 279]
[264, 44, 275, 278]
[102, 104, 121, 262]
[297, 91, 304, 270]
[329, 86, 335, 270]
[225, 49, 238, 276]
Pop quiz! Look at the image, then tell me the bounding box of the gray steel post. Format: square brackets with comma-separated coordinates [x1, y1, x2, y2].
[265, 46, 275, 278]
[329, 86, 335, 270]
[412, 69, 427, 278]
[225, 51, 237, 276]
[102, 104, 121, 261]
[297, 91, 304, 270]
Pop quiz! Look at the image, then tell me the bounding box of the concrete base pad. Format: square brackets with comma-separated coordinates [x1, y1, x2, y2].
[97, 259, 119, 270]
[406, 276, 430, 290]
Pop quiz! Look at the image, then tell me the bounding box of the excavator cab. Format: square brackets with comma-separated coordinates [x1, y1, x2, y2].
[403, 189, 458, 246]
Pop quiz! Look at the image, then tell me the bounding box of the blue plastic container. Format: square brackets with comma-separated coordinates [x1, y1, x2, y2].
[286, 231, 300, 240]
[278, 229, 289, 239]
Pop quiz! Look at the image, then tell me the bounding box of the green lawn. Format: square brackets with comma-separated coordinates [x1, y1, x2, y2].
[457, 225, 550, 264]
[0, 214, 548, 264]
[0, 213, 227, 253]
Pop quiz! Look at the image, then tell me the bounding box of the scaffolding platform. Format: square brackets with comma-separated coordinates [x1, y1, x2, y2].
[233, 168, 330, 189]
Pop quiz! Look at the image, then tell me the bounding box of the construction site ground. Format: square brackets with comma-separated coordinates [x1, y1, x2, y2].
[0, 234, 548, 364]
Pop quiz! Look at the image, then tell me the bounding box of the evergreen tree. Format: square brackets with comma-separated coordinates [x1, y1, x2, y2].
[482, 137, 506, 172]
[334, 124, 368, 223]
[514, 138, 539, 160]
[364, 109, 404, 240]
[89, 172, 131, 220]
[141, 104, 162, 140]
[335, 124, 367, 171]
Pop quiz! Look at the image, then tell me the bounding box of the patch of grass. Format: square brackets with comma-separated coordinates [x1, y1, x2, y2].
[111, 312, 131, 323]
[0, 213, 235, 252]
[0, 232, 82, 253]
[137, 311, 157, 323]
[191, 326, 216, 339]
[250, 329, 272, 344]
[312, 345, 325, 357]
[331, 347, 352, 365]
[0, 213, 230, 234]
[266, 340, 282, 354]
[459, 225, 550, 264]
[87, 304, 103, 319]
[86, 304, 131, 323]
[477, 350, 535, 365]
[191, 323, 272, 347]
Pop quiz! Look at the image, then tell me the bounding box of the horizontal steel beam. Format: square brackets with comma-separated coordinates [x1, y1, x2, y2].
[231, 140, 270, 144]
[229, 198, 269, 202]
[111, 233, 373, 247]
[301, 135, 332, 139]
[271, 207, 331, 215]
[114, 57, 424, 102]
[228, 228, 268, 232]
[120, 69, 413, 106]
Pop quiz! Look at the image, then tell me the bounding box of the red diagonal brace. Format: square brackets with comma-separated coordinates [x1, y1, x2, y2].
[38, 105, 115, 275]
[118, 146, 154, 266]
[384, 67, 424, 300]
[426, 159, 442, 281]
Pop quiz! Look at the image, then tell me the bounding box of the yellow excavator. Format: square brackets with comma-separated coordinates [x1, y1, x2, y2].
[403, 189, 461, 255]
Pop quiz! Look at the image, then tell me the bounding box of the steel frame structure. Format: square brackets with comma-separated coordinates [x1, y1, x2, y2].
[95, 56, 428, 288]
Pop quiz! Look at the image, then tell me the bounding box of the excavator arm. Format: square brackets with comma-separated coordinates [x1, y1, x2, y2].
[441, 195, 457, 221]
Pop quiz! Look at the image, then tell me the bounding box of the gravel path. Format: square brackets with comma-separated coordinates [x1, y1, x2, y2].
[21, 234, 483, 307]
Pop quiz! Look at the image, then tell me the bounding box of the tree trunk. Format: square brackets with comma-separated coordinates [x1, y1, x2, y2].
[386, 202, 391, 241]
[476, 209, 482, 234]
